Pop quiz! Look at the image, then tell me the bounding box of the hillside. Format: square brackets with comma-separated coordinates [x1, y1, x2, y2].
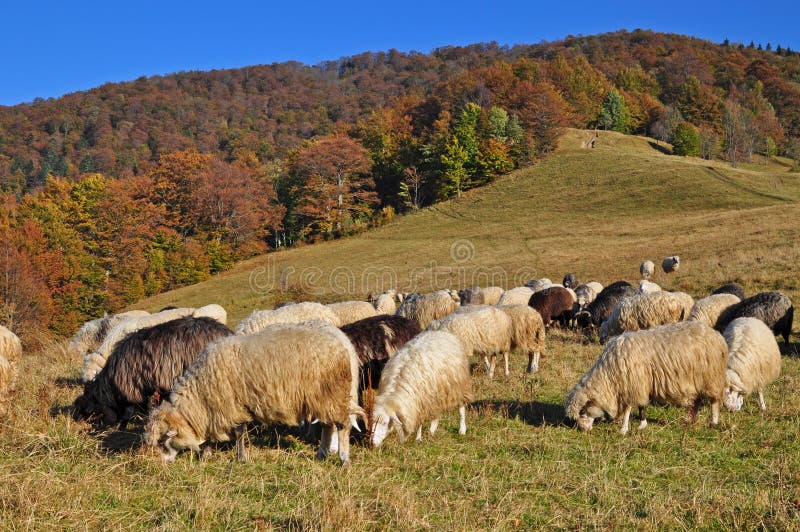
[141, 128, 800, 324]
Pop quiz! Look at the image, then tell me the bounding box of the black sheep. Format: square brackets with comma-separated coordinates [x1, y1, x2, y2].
[714, 291, 793, 345]
[577, 281, 637, 328]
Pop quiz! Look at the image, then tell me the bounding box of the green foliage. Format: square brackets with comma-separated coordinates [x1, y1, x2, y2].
[672, 122, 701, 156]
[438, 135, 468, 199]
[599, 89, 632, 133]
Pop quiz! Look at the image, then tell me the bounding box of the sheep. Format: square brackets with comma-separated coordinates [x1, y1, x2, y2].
[326, 301, 378, 326]
[576, 281, 638, 329]
[73, 317, 233, 428]
[428, 307, 512, 379]
[0, 325, 22, 364]
[458, 286, 503, 306]
[662, 256, 680, 274]
[599, 291, 692, 343]
[0, 326, 21, 417]
[144, 321, 362, 466]
[340, 315, 421, 391]
[395, 291, 459, 329]
[562, 273, 578, 289]
[574, 284, 598, 308]
[373, 293, 397, 315]
[524, 279, 553, 292]
[638, 280, 662, 293]
[235, 301, 340, 335]
[640, 260, 655, 279]
[565, 321, 728, 434]
[712, 282, 745, 300]
[688, 294, 741, 328]
[498, 286, 535, 306]
[722, 318, 782, 413]
[585, 281, 603, 296]
[714, 291, 794, 345]
[528, 286, 575, 327]
[371, 330, 472, 447]
[81, 306, 226, 383]
[67, 310, 150, 360]
[670, 291, 696, 319]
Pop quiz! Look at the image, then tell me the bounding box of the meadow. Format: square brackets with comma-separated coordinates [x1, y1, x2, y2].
[1, 129, 799, 529]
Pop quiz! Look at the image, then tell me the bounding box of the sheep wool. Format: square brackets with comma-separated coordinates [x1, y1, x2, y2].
[565, 321, 727, 434]
[0, 354, 13, 418]
[145, 321, 362, 466]
[498, 305, 546, 374]
[688, 294, 741, 328]
[371, 330, 472, 447]
[373, 293, 397, 315]
[711, 283, 745, 300]
[458, 286, 503, 306]
[395, 291, 459, 329]
[722, 317, 781, 412]
[235, 301, 340, 334]
[67, 310, 150, 360]
[0, 325, 22, 364]
[640, 260, 655, 279]
[326, 301, 378, 326]
[638, 280, 662, 293]
[599, 290, 690, 342]
[498, 286, 535, 306]
[715, 291, 794, 345]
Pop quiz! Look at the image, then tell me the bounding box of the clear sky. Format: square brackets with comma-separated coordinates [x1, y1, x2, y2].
[1, 0, 798, 106]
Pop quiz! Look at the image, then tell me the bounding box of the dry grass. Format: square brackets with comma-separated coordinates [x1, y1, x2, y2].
[2, 129, 800, 528]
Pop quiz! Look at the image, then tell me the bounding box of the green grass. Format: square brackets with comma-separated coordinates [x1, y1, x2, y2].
[3, 129, 800, 529]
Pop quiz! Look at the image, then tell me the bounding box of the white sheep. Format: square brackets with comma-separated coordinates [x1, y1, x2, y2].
[0, 326, 21, 417]
[235, 301, 339, 334]
[326, 301, 378, 325]
[458, 286, 504, 306]
[498, 305, 546, 374]
[395, 291, 459, 329]
[498, 286, 534, 306]
[427, 306, 512, 379]
[688, 293, 741, 328]
[662, 256, 680, 274]
[0, 325, 22, 364]
[599, 291, 692, 342]
[640, 260, 655, 279]
[66, 310, 150, 360]
[565, 321, 727, 434]
[145, 321, 362, 465]
[373, 293, 397, 315]
[525, 279, 553, 292]
[371, 330, 472, 446]
[722, 317, 782, 412]
[638, 280, 662, 293]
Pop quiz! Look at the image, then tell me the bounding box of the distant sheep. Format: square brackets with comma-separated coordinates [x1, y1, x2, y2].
[640, 260, 655, 279]
[428, 307, 512, 379]
[145, 321, 362, 465]
[599, 290, 692, 342]
[498, 286, 535, 306]
[565, 321, 727, 434]
[714, 291, 794, 345]
[373, 293, 397, 315]
[235, 301, 339, 335]
[722, 318, 781, 412]
[67, 310, 150, 360]
[577, 281, 638, 329]
[340, 314, 421, 391]
[528, 286, 576, 327]
[73, 317, 233, 427]
[688, 294, 741, 328]
[458, 286, 503, 306]
[562, 273, 578, 289]
[662, 256, 680, 274]
[524, 279, 553, 293]
[395, 291, 459, 329]
[638, 280, 662, 293]
[371, 330, 472, 447]
[712, 283, 745, 300]
[326, 301, 378, 326]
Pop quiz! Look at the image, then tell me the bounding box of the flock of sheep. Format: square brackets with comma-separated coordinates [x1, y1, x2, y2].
[0, 254, 794, 466]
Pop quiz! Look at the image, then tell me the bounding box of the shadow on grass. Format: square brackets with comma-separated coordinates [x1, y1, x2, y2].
[49, 403, 74, 418]
[648, 141, 672, 155]
[99, 428, 143, 453]
[471, 399, 567, 427]
[53, 376, 83, 388]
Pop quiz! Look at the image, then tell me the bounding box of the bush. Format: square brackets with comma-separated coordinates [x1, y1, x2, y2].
[671, 122, 700, 156]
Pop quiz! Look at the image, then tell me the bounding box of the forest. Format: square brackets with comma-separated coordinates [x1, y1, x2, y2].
[1, 29, 799, 336]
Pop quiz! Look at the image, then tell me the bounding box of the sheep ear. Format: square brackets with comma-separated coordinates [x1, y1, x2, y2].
[390, 413, 402, 428]
[166, 428, 178, 438]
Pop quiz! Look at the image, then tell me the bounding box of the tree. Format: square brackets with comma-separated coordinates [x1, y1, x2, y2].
[599, 89, 631, 133]
[699, 126, 720, 160]
[398, 166, 424, 211]
[650, 105, 683, 145]
[671, 122, 700, 156]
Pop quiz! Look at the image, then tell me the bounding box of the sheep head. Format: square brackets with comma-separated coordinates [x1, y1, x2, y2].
[370, 406, 402, 447]
[144, 405, 203, 462]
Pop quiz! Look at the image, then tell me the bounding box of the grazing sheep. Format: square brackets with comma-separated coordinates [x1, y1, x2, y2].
[67, 310, 150, 360]
[458, 286, 504, 306]
[577, 281, 638, 329]
[0, 325, 22, 364]
[640, 260, 655, 279]
[340, 315, 421, 391]
[371, 330, 472, 446]
[688, 294, 741, 328]
[715, 291, 794, 345]
[528, 286, 575, 327]
[395, 291, 459, 329]
[562, 273, 578, 289]
[73, 317, 233, 427]
[722, 318, 782, 412]
[662, 256, 680, 274]
[235, 301, 339, 335]
[428, 307, 512, 379]
[524, 279, 553, 292]
[326, 301, 378, 326]
[670, 291, 696, 319]
[712, 283, 745, 300]
[599, 291, 692, 343]
[565, 321, 727, 434]
[373, 293, 397, 315]
[81, 306, 226, 383]
[574, 284, 598, 308]
[498, 286, 535, 306]
[638, 280, 662, 293]
[144, 321, 362, 466]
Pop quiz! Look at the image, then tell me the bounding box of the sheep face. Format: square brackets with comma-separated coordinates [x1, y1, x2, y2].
[144, 408, 203, 462]
[723, 389, 744, 412]
[576, 402, 604, 431]
[371, 408, 403, 447]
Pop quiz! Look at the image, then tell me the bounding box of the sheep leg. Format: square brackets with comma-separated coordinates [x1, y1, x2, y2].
[336, 424, 351, 467]
[758, 390, 767, 412]
[709, 400, 720, 426]
[526, 352, 540, 374]
[619, 406, 632, 435]
[637, 406, 648, 430]
[328, 426, 339, 454]
[458, 405, 467, 435]
[415, 425, 423, 441]
[686, 399, 701, 423]
[317, 424, 333, 460]
[503, 352, 510, 377]
[234, 424, 249, 462]
[429, 419, 439, 435]
[483, 355, 492, 375]
[488, 355, 497, 379]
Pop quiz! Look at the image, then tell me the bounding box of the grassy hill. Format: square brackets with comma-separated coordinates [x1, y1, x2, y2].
[4, 129, 800, 529]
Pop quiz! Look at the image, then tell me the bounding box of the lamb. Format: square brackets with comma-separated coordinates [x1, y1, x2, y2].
[0, 326, 22, 417]
[562, 273, 578, 289]
[576, 281, 638, 329]
[144, 321, 362, 466]
[638, 280, 662, 293]
[395, 291, 459, 329]
[498, 286, 535, 306]
[599, 290, 692, 343]
[688, 294, 741, 328]
[640, 260, 655, 279]
[427, 307, 512, 379]
[565, 321, 727, 434]
[73, 317, 233, 427]
[714, 291, 794, 345]
[662, 255, 680, 274]
[372, 293, 397, 315]
[528, 286, 575, 327]
[67, 310, 150, 360]
[458, 286, 504, 306]
[371, 330, 472, 447]
[711, 282, 745, 300]
[340, 315, 421, 391]
[326, 301, 377, 326]
[722, 318, 781, 412]
[235, 301, 340, 334]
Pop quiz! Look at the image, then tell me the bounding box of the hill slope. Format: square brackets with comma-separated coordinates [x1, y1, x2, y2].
[141, 128, 800, 324]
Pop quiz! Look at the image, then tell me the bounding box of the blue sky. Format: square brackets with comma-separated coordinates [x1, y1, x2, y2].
[1, 0, 798, 106]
